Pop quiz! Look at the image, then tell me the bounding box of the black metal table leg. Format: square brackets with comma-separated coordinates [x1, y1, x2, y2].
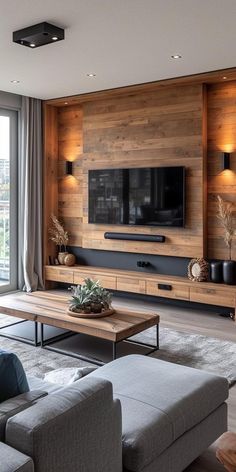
[34, 322, 38, 346]
[156, 324, 159, 350]
[112, 342, 117, 360]
[40, 323, 44, 348]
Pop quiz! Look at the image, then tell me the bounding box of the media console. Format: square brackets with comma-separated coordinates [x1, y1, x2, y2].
[45, 265, 236, 321]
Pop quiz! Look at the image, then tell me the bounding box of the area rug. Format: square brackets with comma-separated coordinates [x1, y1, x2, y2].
[0, 314, 235, 386]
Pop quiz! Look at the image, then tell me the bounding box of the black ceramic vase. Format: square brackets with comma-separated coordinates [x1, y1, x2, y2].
[210, 261, 223, 283]
[222, 260, 236, 285]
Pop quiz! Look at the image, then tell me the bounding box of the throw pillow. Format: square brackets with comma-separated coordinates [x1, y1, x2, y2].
[0, 350, 29, 403]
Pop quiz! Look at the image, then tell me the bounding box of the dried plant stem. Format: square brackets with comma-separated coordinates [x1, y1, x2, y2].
[217, 195, 236, 260]
[48, 214, 69, 251]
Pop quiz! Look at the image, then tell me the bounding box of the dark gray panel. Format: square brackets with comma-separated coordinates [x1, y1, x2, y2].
[68, 246, 189, 277]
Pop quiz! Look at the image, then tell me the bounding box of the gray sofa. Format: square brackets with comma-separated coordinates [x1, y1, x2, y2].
[0, 355, 228, 472]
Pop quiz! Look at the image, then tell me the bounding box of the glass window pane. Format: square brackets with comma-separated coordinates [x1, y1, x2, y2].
[0, 116, 10, 287]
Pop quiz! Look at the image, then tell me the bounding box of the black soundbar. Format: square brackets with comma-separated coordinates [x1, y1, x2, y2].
[104, 232, 165, 242]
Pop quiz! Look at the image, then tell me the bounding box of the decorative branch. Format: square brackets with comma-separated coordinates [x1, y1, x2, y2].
[48, 214, 69, 251]
[217, 195, 236, 260]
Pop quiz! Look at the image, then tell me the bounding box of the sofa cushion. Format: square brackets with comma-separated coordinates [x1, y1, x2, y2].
[0, 390, 47, 441]
[0, 350, 29, 403]
[0, 442, 34, 472]
[90, 354, 229, 472]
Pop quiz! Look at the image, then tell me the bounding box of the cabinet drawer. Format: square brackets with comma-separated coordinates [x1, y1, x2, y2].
[146, 280, 189, 301]
[117, 277, 146, 294]
[73, 272, 117, 290]
[45, 266, 74, 283]
[190, 286, 235, 307]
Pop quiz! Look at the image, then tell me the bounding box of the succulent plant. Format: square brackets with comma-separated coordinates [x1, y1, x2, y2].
[68, 278, 112, 313]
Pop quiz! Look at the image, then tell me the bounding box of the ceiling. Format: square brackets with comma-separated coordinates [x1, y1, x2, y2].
[1, 0, 236, 100]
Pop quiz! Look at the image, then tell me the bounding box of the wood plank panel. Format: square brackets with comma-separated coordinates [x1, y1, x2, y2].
[207, 81, 236, 259]
[81, 83, 205, 257]
[44, 82, 206, 262]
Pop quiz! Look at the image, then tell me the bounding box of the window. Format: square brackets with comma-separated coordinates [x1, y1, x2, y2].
[0, 109, 17, 292]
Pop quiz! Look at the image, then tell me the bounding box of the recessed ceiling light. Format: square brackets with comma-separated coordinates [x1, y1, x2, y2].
[223, 76, 227, 80]
[171, 54, 182, 59]
[30, 43, 36, 47]
[86, 73, 96, 77]
[52, 36, 58, 41]
[11, 79, 20, 84]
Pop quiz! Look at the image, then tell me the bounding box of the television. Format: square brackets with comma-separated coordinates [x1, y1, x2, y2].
[88, 166, 185, 227]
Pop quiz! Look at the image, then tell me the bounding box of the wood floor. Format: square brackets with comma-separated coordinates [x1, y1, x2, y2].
[113, 294, 236, 472]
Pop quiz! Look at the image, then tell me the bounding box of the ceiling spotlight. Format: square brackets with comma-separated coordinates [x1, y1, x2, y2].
[30, 43, 36, 47]
[52, 36, 58, 41]
[171, 54, 182, 59]
[86, 73, 96, 77]
[11, 80, 20, 84]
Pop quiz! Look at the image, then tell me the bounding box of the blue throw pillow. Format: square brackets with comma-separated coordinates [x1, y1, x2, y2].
[0, 349, 29, 403]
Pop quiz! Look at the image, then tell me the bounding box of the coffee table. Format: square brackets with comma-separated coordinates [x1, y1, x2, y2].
[0, 291, 160, 365]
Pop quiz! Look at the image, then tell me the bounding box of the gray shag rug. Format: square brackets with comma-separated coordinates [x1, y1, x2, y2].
[0, 314, 235, 386]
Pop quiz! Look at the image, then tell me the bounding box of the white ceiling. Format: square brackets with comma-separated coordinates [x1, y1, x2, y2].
[1, 0, 236, 100]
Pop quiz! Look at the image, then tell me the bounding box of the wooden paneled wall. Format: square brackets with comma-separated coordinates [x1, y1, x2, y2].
[208, 81, 236, 260]
[46, 83, 206, 260]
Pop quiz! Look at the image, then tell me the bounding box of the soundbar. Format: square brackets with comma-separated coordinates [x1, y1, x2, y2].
[104, 232, 165, 242]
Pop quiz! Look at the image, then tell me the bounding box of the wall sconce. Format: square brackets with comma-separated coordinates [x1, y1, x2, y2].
[66, 161, 73, 175]
[222, 152, 230, 170]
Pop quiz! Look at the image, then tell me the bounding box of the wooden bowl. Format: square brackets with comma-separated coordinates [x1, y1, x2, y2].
[67, 307, 115, 319]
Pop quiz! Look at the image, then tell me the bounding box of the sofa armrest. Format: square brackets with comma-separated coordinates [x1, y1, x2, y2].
[0, 442, 34, 472]
[0, 391, 47, 441]
[6, 377, 122, 472]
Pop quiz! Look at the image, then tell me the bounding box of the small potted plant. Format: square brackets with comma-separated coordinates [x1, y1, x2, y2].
[217, 195, 236, 284]
[67, 278, 114, 318]
[48, 214, 69, 264]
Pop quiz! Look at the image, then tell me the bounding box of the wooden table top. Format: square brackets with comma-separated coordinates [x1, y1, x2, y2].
[0, 291, 159, 342]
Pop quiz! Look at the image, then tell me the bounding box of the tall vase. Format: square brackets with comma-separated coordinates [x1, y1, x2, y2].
[222, 260, 236, 285]
[58, 251, 69, 265]
[210, 261, 223, 283]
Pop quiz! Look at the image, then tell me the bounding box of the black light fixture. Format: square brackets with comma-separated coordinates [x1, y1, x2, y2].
[222, 152, 230, 170]
[66, 161, 73, 175]
[13, 22, 64, 48]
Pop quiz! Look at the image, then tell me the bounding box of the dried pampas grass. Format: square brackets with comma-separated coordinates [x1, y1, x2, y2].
[49, 214, 69, 251]
[217, 195, 236, 260]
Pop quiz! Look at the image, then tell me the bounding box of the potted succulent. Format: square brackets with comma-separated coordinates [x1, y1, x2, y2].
[217, 195, 236, 284]
[67, 278, 114, 318]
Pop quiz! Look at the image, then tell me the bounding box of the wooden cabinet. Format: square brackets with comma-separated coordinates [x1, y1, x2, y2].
[73, 272, 116, 290]
[117, 277, 146, 294]
[45, 266, 74, 283]
[190, 286, 235, 307]
[146, 280, 190, 301]
[44, 265, 236, 319]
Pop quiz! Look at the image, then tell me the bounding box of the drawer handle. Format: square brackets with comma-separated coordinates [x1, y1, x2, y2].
[158, 284, 172, 291]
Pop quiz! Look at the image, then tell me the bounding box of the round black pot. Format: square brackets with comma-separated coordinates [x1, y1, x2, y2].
[223, 260, 236, 285]
[210, 261, 223, 283]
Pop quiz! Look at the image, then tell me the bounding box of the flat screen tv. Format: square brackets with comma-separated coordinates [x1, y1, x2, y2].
[88, 166, 185, 227]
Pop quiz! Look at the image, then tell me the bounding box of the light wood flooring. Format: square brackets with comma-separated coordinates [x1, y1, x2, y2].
[113, 295, 236, 472]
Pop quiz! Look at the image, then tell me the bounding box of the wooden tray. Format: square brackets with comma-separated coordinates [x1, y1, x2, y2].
[67, 307, 115, 319]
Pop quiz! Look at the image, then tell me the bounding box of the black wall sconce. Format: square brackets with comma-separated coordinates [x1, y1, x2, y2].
[66, 161, 73, 175]
[222, 152, 230, 170]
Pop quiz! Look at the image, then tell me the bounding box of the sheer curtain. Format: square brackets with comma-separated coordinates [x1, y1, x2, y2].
[18, 97, 44, 292]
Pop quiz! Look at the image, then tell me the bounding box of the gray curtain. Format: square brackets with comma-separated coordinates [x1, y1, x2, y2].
[18, 97, 44, 292]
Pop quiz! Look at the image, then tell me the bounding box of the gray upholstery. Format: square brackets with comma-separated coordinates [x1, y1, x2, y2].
[0, 391, 47, 441]
[123, 403, 227, 472]
[0, 442, 34, 472]
[90, 354, 229, 472]
[6, 376, 122, 472]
